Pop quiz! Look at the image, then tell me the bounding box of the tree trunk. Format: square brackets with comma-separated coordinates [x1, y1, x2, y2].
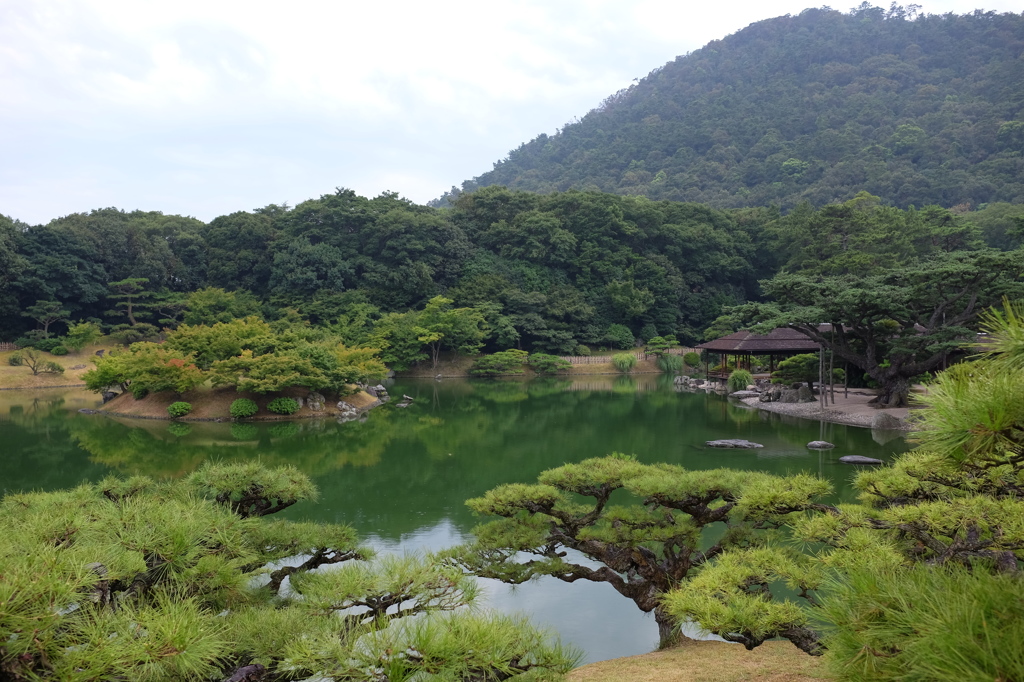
[872, 375, 910, 408]
[654, 606, 685, 649]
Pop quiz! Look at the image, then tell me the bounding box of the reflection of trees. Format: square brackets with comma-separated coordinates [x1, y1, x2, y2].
[7, 380, 908, 544]
[66, 409, 404, 479]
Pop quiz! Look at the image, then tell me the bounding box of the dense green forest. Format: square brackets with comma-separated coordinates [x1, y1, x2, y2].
[3, 187, 1022, 364]
[444, 6, 1024, 210]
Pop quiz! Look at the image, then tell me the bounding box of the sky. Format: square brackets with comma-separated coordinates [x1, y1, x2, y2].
[1, 1, 1020, 225]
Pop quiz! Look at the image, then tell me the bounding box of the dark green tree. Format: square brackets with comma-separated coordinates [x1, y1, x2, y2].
[745, 250, 1024, 406]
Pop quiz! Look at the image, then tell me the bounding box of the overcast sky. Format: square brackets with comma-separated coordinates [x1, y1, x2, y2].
[1, 1, 1019, 225]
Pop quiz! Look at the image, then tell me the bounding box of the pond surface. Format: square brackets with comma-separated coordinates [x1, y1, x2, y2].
[0, 375, 909, 663]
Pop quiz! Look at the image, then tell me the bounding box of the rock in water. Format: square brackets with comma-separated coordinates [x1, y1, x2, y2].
[839, 455, 884, 465]
[807, 441, 835, 449]
[706, 439, 764, 449]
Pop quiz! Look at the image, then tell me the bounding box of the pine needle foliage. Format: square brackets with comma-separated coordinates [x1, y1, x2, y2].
[455, 454, 833, 651]
[0, 463, 578, 681]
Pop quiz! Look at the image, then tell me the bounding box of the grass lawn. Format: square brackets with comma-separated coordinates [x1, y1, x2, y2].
[569, 641, 827, 682]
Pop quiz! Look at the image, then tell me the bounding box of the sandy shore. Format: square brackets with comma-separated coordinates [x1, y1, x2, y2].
[737, 388, 917, 430]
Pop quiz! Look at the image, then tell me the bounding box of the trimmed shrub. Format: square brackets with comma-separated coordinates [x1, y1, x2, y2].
[49, 345, 68, 356]
[612, 353, 638, 373]
[727, 369, 754, 393]
[167, 401, 192, 418]
[230, 398, 259, 419]
[469, 350, 529, 377]
[528, 353, 572, 375]
[683, 352, 701, 368]
[8, 353, 22, 366]
[657, 354, 684, 373]
[31, 337, 62, 352]
[575, 344, 592, 356]
[267, 397, 300, 415]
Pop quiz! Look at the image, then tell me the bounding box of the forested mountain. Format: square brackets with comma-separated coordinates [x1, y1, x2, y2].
[446, 5, 1024, 210]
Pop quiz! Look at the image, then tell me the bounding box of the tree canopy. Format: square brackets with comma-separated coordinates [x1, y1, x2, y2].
[0, 462, 578, 681]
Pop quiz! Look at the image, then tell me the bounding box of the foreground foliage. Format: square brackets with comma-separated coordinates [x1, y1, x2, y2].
[451, 454, 832, 650]
[0, 463, 577, 681]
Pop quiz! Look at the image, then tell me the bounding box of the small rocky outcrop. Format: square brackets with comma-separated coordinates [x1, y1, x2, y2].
[336, 401, 359, 423]
[807, 441, 835, 449]
[706, 439, 764, 449]
[306, 392, 326, 411]
[839, 455, 884, 465]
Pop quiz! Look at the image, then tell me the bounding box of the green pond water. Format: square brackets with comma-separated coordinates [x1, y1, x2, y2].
[0, 375, 909, 664]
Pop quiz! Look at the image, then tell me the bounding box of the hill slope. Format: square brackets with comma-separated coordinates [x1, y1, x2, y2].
[447, 6, 1024, 210]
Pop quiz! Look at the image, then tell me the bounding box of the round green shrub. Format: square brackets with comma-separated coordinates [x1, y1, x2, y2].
[49, 345, 68, 356]
[32, 338, 62, 352]
[576, 344, 592, 356]
[167, 422, 192, 437]
[683, 352, 701, 368]
[8, 352, 22, 367]
[167, 401, 192, 418]
[612, 353, 638, 373]
[727, 369, 754, 393]
[230, 398, 259, 419]
[267, 397, 300, 415]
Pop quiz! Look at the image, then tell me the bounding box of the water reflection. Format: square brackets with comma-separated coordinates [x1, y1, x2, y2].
[2, 380, 909, 663]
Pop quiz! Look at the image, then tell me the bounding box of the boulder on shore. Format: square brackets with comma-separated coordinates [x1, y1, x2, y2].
[871, 412, 904, 430]
[706, 439, 764, 449]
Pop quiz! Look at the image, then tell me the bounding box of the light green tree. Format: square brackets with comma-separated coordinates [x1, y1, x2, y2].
[0, 462, 578, 680]
[451, 454, 831, 650]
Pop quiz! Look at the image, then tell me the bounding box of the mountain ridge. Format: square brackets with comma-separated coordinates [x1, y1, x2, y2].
[439, 5, 1024, 210]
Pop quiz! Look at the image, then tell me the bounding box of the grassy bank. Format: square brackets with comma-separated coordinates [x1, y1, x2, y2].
[569, 641, 827, 682]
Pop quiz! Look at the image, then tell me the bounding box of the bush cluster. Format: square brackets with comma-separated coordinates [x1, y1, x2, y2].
[683, 352, 701, 368]
[230, 398, 259, 418]
[49, 345, 69, 356]
[657, 354, 684, 373]
[267, 396, 300, 415]
[167, 401, 192, 418]
[528, 353, 571, 375]
[469, 350, 529, 376]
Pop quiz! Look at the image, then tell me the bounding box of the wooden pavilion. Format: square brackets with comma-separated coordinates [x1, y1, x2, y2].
[695, 328, 821, 380]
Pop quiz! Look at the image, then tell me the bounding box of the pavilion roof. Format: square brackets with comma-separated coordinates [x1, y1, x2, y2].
[695, 328, 821, 354]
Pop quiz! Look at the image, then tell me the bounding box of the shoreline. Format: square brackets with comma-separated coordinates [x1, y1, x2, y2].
[736, 391, 915, 430]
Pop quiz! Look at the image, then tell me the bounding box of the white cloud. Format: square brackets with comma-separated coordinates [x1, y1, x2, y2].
[1, 0, 1020, 223]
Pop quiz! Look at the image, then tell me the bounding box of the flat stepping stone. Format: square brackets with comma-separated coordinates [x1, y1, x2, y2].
[706, 439, 764, 449]
[807, 441, 835, 449]
[839, 455, 884, 465]
[729, 390, 760, 399]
